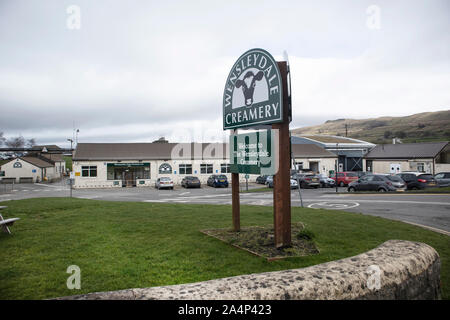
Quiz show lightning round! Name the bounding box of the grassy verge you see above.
[0,198,448,300]
[407,186,450,193]
[240,186,272,193]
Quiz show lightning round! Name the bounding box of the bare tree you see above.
[26,138,36,148]
[0,131,5,147]
[5,136,25,148]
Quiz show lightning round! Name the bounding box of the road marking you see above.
[308,201,360,210]
[179,192,190,196]
[34,183,59,188]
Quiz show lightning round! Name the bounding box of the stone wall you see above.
[59,240,441,300]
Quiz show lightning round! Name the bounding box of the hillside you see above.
[291,110,450,144]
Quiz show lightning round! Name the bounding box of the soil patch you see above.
[201,223,319,261]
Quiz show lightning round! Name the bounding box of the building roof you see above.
[73,143,229,161]
[41,153,65,162]
[291,134,375,149]
[364,141,449,159]
[291,144,336,158]
[32,145,63,151]
[20,156,54,168]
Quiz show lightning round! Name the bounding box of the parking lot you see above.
[1,179,449,234]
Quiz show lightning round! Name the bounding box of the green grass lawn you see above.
[240,186,272,193]
[0,198,449,300]
[407,186,450,193]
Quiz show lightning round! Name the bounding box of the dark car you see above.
[397,173,438,190]
[181,176,201,188]
[355,171,368,178]
[347,174,401,192]
[291,173,320,188]
[256,175,268,184]
[434,172,450,187]
[207,174,228,188]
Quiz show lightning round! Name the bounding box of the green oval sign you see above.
[223,48,283,130]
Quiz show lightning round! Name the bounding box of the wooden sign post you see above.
[272,61,291,248]
[223,49,292,247]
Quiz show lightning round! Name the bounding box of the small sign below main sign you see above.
[223,48,283,130]
[229,130,277,175]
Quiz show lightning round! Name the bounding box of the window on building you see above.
[295,162,303,170]
[221,163,230,173]
[417,163,425,172]
[13,162,22,168]
[179,164,192,175]
[159,163,172,174]
[82,166,97,177]
[200,164,213,174]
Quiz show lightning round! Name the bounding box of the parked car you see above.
[397,173,438,190]
[355,171,369,178]
[256,175,268,184]
[434,172,450,187]
[265,175,273,186]
[207,174,229,188]
[155,177,174,190]
[268,178,299,189]
[331,172,359,187]
[181,176,201,188]
[291,173,320,188]
[347,174,402,192]
[317,174,335,188]
[381,174,406,191]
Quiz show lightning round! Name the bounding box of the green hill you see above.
[291,110,450,144]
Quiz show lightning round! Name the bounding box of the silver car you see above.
[155,177,174,190]
[434,172,450,187]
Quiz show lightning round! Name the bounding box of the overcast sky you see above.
[0,0,449,147]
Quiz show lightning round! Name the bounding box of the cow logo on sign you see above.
[223,48,283,130]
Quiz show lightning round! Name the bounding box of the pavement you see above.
[1,180,449,234]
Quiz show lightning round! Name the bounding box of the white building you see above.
[72,142,234,188]
[291,134,375,172]
[0,156,60,183]
[364,141,450,175]
[291,144,337,175]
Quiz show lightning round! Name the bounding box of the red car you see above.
[331,172,359,187]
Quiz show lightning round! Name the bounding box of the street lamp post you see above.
[67,138,73,150]
[335,143,338,193]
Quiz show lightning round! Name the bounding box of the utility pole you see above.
[345,124,348,137]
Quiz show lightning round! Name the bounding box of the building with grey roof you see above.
[364,141,449,175]
[291,134,375,172]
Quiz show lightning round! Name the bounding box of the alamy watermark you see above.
[366,5,381,30]
[66,265,81,289]
[66,5,81,30]
[366,264,381,290]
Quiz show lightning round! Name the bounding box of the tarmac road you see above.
[1,181,449,234]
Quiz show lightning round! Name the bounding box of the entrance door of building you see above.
[123,171,136,187]
[309,161,319,173]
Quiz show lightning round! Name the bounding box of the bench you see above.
[0,206,20,234]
